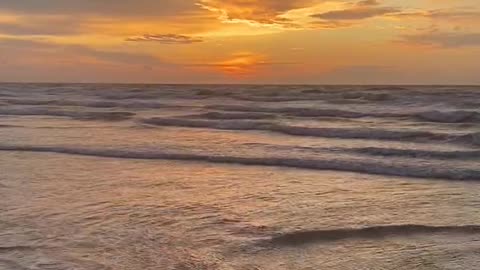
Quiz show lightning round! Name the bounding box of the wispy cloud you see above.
[311,0,400,21]
[126,34,203,44]
[197,0,315,26]
[388,9,480,21]
[400,31,480,48]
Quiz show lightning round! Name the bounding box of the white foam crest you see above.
[141,117,465,143]
[0,108,134,121]
[0,145,478,180]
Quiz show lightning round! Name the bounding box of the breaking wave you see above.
[417,110,480,123]
[141,117,468,143]
[4,99,478,124]
[0,245,40,252]
[2,98,170,109]
[0,108,135,121]
[187,112,275,120]
[270,224,480,245]
[224,91,394,102]
[0,145,479,180]
[207,105,383,118]
[472,133,480,146]
[208,105,480,123]
[254,144,480,160]
[346,147,480,159]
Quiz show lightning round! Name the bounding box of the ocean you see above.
[0,83,479,269]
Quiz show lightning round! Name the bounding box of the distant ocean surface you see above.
[1,84,479,269]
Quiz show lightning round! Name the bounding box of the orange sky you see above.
[0,0,479,84]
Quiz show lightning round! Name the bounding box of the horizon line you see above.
[1,82,479,87]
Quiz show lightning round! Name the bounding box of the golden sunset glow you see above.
[0,0,479,83]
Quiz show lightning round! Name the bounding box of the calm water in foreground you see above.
[1,84,479,269]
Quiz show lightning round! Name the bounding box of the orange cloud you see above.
[311,0,400,21]
[126,34,203,44]
[197,0,317,26]
[388,9,480,22]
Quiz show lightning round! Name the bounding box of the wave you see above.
[472,133,480,146]
[208,105,480,123]
[1,145,479,180]
[225,91,393,102]
[0,108,135,121]
[254,144,480,160]
[228,95,323,102]
[97,92,163,100]
[366,86,408,91]
[346,147,480,159]
[141,117,465,143]
[5,98,479,123]
[0,245,39,252]
[350,92,392,101]
[208,91,395,103]
[2,98,169,109]
[456,132,480,147]
[270,224,480,245]
[207,105,378,118]
[188,112,275,120]
[417,110,480,123]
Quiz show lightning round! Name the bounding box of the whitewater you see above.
[0,83,479,269]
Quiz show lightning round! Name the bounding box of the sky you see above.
[0,0,479,84]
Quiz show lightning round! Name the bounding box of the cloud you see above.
[356,0,380,6]
[389,9,480,21]
[126,34,203,44]
[311,0,400,21]
[0,1,226,39]
[400,31,480,48]
[312,20,354,29]
[0,0,198,17]
[313,7,399,20]
[197,0,316,25]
